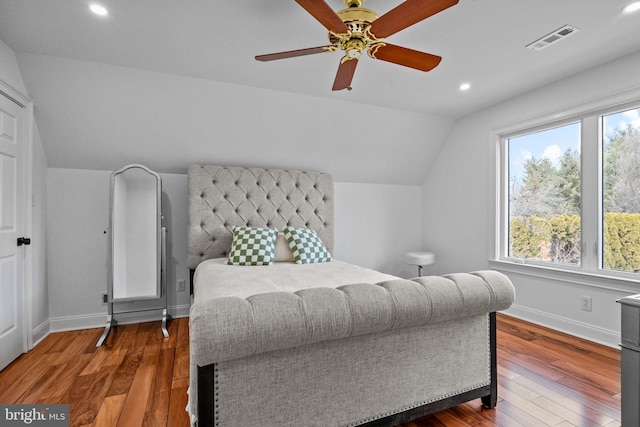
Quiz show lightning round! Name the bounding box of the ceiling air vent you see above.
[526,25,580,51]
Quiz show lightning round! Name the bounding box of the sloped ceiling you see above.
[1,0,640,183]
[16,53,453,184]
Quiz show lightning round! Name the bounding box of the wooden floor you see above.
[405,315,621,427]
[0,318,191,427]
[0,314,620,427]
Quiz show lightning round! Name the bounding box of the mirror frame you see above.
[108,164,162,302]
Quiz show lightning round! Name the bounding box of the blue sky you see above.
[603,107,640,138]
[508,107,640,183]
[508,122,580,183]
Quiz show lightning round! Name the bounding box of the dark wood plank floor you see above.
[0,314,620,426]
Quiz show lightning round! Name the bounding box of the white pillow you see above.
[274,232,295,262]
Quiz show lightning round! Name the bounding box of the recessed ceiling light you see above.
[89,3,108,16]
[622,1,640,13]
[459,83,471,91]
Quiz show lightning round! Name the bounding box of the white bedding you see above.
[193,258,398,303]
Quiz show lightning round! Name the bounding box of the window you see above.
[500,102,640,279]
[602,108,640,273]
[507,123,581,265]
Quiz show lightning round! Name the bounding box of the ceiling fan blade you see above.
[332,58,358,91]
[255,45,335,61]
[369,43,441,72]
[295,0,349,34]
[368,0,459,39]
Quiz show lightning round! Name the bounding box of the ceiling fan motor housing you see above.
[330,7,380,60]
[343,0,365,7]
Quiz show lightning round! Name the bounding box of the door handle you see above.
[17,237,31,246]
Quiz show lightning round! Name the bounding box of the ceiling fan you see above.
[255,0,459,91]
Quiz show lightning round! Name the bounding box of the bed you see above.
[187,164,515,427]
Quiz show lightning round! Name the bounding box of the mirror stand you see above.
[97,164,171,347]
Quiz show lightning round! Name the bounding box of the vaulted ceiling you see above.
[1,0,639,183]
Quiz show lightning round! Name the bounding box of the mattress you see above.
[193,258,399,303]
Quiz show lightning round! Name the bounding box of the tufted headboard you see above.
[187,165,334,270]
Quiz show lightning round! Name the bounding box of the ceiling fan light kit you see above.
[255,0,459,91]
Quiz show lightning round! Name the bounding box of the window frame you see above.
[504,119,583,267]
[492,88,640,289]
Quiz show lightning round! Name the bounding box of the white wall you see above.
[46,169,421,329]
[31,126,48,342]
[422,50,640,347]
[334,182,422,278]
[0,40,27,94]
[0,38,49,345]
[46,169,190,329]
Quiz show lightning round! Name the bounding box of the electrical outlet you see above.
[101,293,108,305]
[581,296,592,312]
[177,280,186,292]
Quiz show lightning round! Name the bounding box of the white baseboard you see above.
[49,312,109,332]
[504,303,620,349]
[31,319,50,347]
[48,304,190,333]
[169,304,191,319]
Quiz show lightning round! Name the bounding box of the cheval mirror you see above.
[97,164,170,346]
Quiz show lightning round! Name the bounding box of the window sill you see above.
[489,259,640,294]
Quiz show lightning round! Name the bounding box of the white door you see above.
[0,92,26,371]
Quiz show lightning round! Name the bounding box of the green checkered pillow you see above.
[227,226,277,266]
[283,227,332,264]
